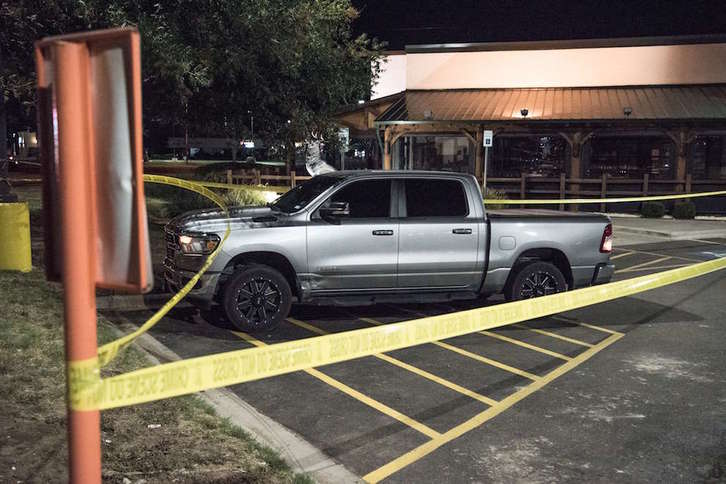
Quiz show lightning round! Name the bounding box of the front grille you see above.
[164,228,179,266]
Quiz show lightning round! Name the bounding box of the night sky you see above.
[352,0,726,50]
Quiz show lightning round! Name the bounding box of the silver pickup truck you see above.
[164,171,614,331]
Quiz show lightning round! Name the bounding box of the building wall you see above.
[372,53,407,99]
[372,43,726,91]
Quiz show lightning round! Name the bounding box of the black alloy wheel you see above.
[237,278,281,325]
[520,271,559,298]
[505,261,567,301]
[223,264,292,332]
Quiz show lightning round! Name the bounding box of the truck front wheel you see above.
[505,261,567,301]
[223,264,292,332]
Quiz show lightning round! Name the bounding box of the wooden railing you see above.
[222,168,726,212]
[225,169,312,188]
[486,173,726,212]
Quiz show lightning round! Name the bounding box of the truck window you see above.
[271,175,340,213]
[327,179,392,218]
[405,179,468,217]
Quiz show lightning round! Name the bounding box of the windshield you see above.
[270,176,341,213]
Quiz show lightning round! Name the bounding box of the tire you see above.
[223,264,292,332]
[505,261,567,301]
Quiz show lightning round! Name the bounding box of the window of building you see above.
[490,136,568,178]
[689,137,726,179]
[404,179,468,217]
[328,179,392,218]
[395,136,474,173]
[584,136,675,179]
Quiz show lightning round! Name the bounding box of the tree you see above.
[0,0,382,168]
[177,0,384,169]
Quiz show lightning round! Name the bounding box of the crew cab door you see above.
[306,178,398,291]
[397,178,481,288]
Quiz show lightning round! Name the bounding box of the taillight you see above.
[600,223,613,253]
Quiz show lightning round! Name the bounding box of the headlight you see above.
[178,233,220,255]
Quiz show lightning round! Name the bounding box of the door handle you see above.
[372,229,394,236]
[452,228,472,234]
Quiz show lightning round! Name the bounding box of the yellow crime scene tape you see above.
[96,175,231,367]
[72,254,726,410]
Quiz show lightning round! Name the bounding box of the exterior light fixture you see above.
[623,106,633,117]
[424,110,433,120]
[357,99,365,104]
[520,108,529,117]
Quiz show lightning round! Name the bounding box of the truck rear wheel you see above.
[505,261,567,301]
[223,264,292,332]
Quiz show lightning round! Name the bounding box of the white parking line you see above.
[610,251,635,260]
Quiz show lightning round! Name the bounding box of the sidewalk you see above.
[611,216,726,240]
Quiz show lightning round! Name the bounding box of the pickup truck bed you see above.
[484,210,614,295]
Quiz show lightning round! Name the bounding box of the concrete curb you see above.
[106,315,360,484]
[96,293,191,311]
[613,224,726,240]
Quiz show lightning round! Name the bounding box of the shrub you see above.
[484,188,509,210]
[640,201,665,218]
[145,183,214,219]
[145,197,172,221]
[223,187,268,207]
[672,200,696,219]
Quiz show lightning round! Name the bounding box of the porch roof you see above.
[374,85,726,124]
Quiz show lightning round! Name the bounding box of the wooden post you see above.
[676,129,687,193]
[254,169,261,185]
[290,170,296,188]
[475,128,484,182]
[600,173,608,212]
[567,131,584,212]
[642,173,649,196]
[383,126,392,170]
[559,172,566,211]
[520,173,526,208]
[226,169,233,185]
[685,173,692,193]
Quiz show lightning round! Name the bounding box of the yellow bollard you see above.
[0,202,32,272]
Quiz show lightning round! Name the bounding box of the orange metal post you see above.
[55,41,102,483]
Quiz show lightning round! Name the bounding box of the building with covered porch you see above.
[336,35,726,212]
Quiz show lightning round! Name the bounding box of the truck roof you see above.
[319,170,475,180]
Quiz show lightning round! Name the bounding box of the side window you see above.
[405,179,468,217]
[327,179,392,218]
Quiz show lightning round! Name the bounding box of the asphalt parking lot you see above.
[107,238,726,483]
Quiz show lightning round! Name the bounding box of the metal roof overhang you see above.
[374,85,726,126]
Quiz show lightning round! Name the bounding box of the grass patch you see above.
[1,184,313,482]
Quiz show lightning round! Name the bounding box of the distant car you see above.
[164,171,614,331]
